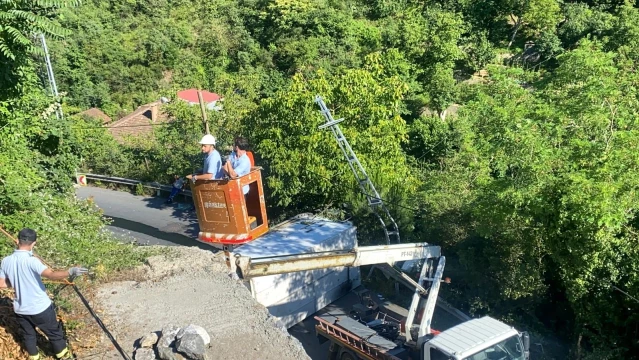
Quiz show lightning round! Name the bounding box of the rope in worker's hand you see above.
[0,225,18,246]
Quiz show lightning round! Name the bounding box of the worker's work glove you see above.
[69,267,89,278]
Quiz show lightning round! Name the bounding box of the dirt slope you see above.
[95,247,310,360]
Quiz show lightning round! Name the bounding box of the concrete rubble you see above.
[134,348,155,360]
[158,346,185,360]
[135,323,210,360]
[176,324,210,346]
[157,324,181,348]
[139,332,159,348]
[176,332,207,360]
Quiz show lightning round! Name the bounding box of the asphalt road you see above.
[74,187,466,360]
[75,186,214,250]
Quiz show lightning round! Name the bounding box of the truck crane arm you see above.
[235,242,446,345]
[235,242,441,280]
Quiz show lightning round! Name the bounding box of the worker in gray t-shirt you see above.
[0,228,88,360]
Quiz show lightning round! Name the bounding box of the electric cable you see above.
[71,282,132,360]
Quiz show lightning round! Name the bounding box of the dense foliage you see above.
[5,0,639,358]
[0,1,147,274]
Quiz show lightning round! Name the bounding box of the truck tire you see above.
[338,348,359,360]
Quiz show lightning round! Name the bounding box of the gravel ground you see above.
[95,246,310,360]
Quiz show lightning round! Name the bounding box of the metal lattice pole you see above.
[315,95,400,245]
[40,34,63,120]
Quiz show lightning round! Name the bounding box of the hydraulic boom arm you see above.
[235,242,447,346]
[235,243,440,280]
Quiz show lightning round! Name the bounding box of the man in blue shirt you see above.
[223,137,252,194]
[0,228,88,360]
[186,134,223,181]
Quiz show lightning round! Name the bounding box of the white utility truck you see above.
[235,244,530,360]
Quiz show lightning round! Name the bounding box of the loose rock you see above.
[134,348,156,360]
[158,346,185,360]
[139,332,159,348]
[157,324,181,348]
[176,324,210,346]
[176,333,207,360]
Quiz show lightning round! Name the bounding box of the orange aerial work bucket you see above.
[191,168,269,246]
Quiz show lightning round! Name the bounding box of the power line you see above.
[611,285,639,305]
[581,266,639,306]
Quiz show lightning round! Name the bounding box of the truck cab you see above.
[424,316,530,360]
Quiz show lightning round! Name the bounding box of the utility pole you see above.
[197,90,210,135]
[40,34,63,119]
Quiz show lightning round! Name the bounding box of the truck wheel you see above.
[339,349,358,360]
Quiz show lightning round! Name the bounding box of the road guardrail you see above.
[82,173,193,198]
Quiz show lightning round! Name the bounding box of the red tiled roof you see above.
[177,89,221,103]
[107,101,170,142]
[78,107,112,124]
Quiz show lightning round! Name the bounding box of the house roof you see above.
[106,101,169,142]
[177,89,222,103]
[427,316,519,358]
[78,107,112,124]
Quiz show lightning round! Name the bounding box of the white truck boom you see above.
[236,242,439,280]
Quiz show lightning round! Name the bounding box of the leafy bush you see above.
[1,79,147,275]
[70,116,134,177]
[461,31,496,72]
[1,195,148,274]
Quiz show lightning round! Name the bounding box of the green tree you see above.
[558,3,615,48]
[0,0,78,98]
[245,53,418,242]
[538,39,639,356]
[419,40,639,356]
[460,31,495,73]
[382,5,465,116]
[0,0,145,274]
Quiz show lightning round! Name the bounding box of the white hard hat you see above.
[198,134,216,145]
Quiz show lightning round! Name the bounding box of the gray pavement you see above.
[75,186,214,250]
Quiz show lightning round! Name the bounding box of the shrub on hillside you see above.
[0,89,148,274]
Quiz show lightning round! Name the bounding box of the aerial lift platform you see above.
[190,167,269,246]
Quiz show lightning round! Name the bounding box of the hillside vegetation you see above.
[0,0,147,273]
[3,0,639,358]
